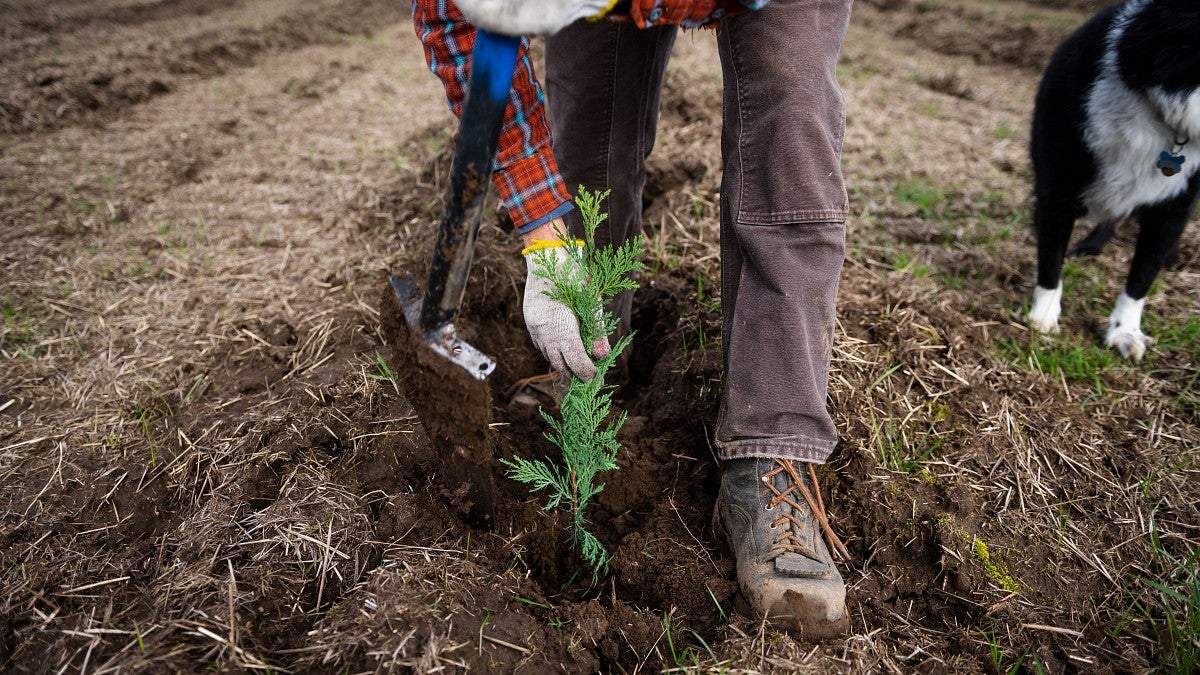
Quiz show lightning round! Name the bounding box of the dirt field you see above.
[2,0,1198,672]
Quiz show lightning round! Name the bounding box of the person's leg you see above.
[716,0,850,463]
[713,0,853,639]
[545,20,678,344]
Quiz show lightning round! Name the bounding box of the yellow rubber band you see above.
[521,238,585,256]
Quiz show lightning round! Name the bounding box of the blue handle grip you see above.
[472,29,521,105]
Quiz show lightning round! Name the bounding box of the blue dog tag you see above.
[1157,150,1185,177]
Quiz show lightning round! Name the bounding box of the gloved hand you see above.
[452,0,618,35]
[524,244,611,382]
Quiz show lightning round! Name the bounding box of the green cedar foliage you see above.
[502,188,644,578]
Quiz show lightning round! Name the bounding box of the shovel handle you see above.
[420,30,521,335]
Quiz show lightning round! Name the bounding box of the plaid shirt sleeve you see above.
[412,0,573,234]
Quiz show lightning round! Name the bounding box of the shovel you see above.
[384,30,520,528]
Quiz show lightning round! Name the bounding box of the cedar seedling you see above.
[502,187,643,578]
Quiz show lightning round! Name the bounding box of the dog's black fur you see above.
[1029,0,1200,358]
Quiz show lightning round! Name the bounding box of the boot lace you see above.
[762,459,850,561]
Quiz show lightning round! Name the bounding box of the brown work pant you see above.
[546,0,851,464]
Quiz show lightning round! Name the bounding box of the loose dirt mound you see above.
[2,0,1198,673]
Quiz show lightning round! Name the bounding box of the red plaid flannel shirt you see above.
[412,0,771,233]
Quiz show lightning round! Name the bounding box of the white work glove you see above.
[453,0,618,35]
[524,245,610,382]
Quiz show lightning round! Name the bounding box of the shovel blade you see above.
[383,274,496,528]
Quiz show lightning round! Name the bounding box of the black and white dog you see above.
[1028,0,1200,361]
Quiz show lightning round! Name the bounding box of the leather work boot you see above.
[714,456,850,640]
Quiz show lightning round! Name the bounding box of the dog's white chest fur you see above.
[1081,7,1200,222]
[1083,82,1200,221]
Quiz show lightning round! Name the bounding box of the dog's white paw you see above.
[1106,293,1152,362]
[1028,284,1063,334]
[1106,326,1154,361]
